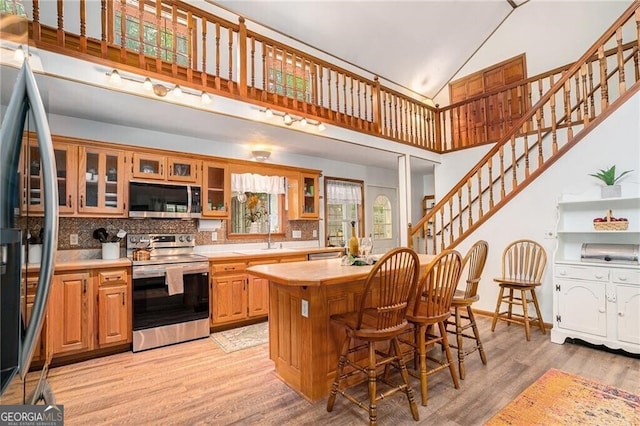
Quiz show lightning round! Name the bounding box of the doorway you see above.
[366,185,398,254]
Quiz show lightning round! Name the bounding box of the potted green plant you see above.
[589,165,633,198]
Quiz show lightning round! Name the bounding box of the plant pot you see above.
[601,185,621,199]
[249,222,259,233]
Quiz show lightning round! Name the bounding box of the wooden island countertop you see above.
[247,253,435,402]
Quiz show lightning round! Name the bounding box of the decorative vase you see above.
[601,185,621,199]
[249,222,259,233]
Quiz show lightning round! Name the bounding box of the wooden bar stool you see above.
[326,247,421,426]
[404,249,463,406]
[491,239,547,341]
[445,240,489,380]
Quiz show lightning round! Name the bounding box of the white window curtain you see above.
[326,180,362,204]
[231,173,286,195]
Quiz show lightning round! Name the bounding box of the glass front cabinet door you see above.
[300,173,319,219]
[78,146,126,215]
[202,161,229,218]
[167,157,200,183]
[131,153,165,180]
[21,140,76,215]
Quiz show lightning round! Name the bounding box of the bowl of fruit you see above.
[593,209,628,231]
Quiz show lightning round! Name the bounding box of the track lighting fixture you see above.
[259,108,325,131]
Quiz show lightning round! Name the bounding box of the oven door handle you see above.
[133,265,209,280]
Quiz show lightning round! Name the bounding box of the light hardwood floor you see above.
[47,316,640,425]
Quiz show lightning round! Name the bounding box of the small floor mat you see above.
[210,322,269,353]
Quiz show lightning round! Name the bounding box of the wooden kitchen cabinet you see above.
[210,259,277,326]
[132,152,201,184]
[96,268,131,346]
[49,271,93,355]
[23,272,48,364]
[20,139,77,215]
[247,259,277,318]
[287,172,320,220]
[210,261,248,325]
[202,161,230,218]
[78,146,127,216]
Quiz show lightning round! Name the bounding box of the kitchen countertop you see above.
[25,247,344,270]
[24,257,132,272]
[199,246,344,261]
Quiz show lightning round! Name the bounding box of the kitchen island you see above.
[247,253,435,402]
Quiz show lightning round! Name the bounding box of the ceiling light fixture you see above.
[104,69,213,106]
[108,69,121,84]
[251,150,271,162]
[13,45,25,62]
[259,108,325,132]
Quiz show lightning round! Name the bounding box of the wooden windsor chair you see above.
[404,249,463,406]
[445,240,489,380]
[491,239,547,341]
[326,247,421,426]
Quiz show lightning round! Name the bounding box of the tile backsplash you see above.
[21,217,319,250]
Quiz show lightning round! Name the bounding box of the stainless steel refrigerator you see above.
[0,59,58,404]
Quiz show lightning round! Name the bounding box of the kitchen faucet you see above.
[266,211,273,249]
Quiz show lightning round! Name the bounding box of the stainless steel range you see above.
[127,233,209,352]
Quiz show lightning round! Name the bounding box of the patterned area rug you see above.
[485,368,640,425]
[210,322,269,353]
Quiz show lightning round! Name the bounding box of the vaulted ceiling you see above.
[212,0,529,99]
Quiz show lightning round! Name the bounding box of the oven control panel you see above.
[127,233,195,249]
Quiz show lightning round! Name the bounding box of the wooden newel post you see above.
[238,16,247,97]
[372,75,382,134]
[407,223,414,250]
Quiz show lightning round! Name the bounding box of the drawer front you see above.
[555,265,609,282]
[611,269,640,285]
[212,262,246,274]
[98,269,128,285]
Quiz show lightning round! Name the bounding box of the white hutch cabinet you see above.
[552,194,640,354]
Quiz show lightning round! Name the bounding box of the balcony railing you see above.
[5,0,636,157]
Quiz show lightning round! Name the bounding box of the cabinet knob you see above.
[598,308,605,313]
[595,274,604,279]
[617,276,628,281]
[618,311,624,317]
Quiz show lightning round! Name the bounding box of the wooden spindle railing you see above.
[13,1,639,161]
[409,2,640,254]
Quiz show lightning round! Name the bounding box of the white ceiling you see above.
[212,0,528,99]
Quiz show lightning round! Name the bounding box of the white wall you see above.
[445,91,639,323]
[434,1,632,104]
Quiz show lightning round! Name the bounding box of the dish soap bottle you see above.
[348,221,359,257]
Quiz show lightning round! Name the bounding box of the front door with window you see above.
[366,186,398,255]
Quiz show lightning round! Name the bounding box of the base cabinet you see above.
[49,267,131,357]
[211,272,248,324]
[49,272,94,355]
[552,264,639,354]
[96,269,131,346]
[210,256,308,327]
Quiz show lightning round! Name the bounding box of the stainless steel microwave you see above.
[129,182,202,219]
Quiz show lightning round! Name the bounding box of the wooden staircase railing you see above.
[409,2,640,254]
